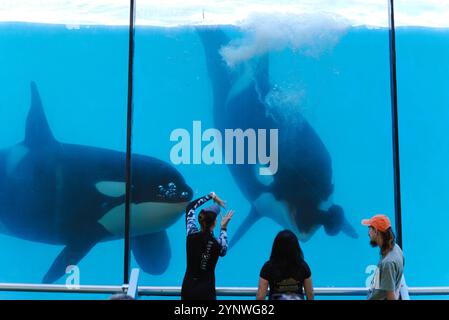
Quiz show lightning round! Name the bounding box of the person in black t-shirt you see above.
[181,191,234,300]
[256,230,314,300]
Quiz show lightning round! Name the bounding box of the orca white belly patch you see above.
[99,201,189,237]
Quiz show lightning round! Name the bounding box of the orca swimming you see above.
[196,27,358,246]
[0,82,193,283]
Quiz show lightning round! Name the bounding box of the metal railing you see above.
[138,286,369,297]
[0,269,446,298]
[0,283,126,294]
[138,286,449,297]
[1,284,449,297]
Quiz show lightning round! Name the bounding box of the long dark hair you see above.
[198,209,216,232]
[269,230,305,273]
[380,227,396,256]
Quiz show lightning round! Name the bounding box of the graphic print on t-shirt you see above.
[274,277,301,293]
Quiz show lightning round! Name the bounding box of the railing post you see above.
[388,0,403,249]
[124,0,137,285]
[127,268,140,299]
[400,275,410,300]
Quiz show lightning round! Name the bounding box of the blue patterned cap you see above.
[202,204,221,217]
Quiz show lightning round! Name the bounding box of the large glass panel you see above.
[395,0,449,294]
[0,1,129,286]
[131,0,394,297]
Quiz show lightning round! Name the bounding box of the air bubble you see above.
[168,182,176,189]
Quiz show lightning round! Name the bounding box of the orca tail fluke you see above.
[229,206,261,249]
[323,204,358,239]
[195,26,232,103]
[131,231,171,275]
[195,26,230,62]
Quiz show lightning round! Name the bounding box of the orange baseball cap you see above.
[361,214,392,232]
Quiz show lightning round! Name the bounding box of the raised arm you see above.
[217,210,234,256]
[185,194,213,235]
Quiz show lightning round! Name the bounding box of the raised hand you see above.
[209,191,226,208]
[220,210,234,230]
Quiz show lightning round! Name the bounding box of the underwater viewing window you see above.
[395,0,449,294]
[0,0,449,300]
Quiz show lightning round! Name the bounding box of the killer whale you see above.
[196,26,358,246]
[0,82,193,283]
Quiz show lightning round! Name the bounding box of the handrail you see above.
[1,284,449,297]
[0,283,126,294]
[406,287,449,295]
[139,286,449,296]
[138,286,369,296]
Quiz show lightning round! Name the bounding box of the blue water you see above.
[0,22,448,299]
[396,28,449,289]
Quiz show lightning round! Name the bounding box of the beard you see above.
[370,240,378,247]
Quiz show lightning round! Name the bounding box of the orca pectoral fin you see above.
[43,241,97,284]
[131,231,171,275]
[42,223,109,283]
[323,205,358,239]
[341,217,358,239]
[229,206,261,250]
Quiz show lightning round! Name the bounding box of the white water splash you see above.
[219,12,349,67]
[265,84,307,128]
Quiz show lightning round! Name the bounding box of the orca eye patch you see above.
[95,181,126,198]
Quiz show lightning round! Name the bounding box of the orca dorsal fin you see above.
[25,81,56,147]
